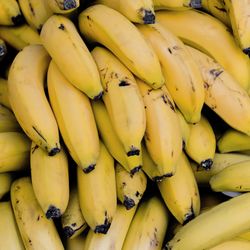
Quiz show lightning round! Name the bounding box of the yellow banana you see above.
[0,39,7,62]
[158,152,200,224]
[0,0,23,25]
[61,187,87,239]
[0,201,25,250]
[91,100,141,174]
[122,196,168,250]
[41,14,103,100]
[11,177,64,250]
[137,23,204,123]
[78,4,164,89]
[66,233,86,250]
[0,78,11,109]
[46,0,80,13]
[8,44,60,155]
[48,60,100,173]
[0,104,20,132]
[137,78,183,177]
[30,142,69,219]
[209,239,250,250]
[0,24,41,51]
[95,0,155,24]
[156,9,250,91]
[115,163,147,209]
[0,132,30,173]
[77,142,117,234]
[91,46,146,161]
[153,0,201,10]
[0,173,13,199]
[84,204,136,250]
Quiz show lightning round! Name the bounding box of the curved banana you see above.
[95,0,155,24]
[137,23,204,123]
[0,201,25,250]
[156,9,250,91]
[0,132,30,173]
[11,177,64,250]
[137,78,183,177]
[158,152,200,224]
[84,204,136,250]
[0,78,11,109]
[61,187,87,239]
[78,4,164,89]
[209,239,250,250]
[115,163,147,209]
[0,104,20,132]
[91,46,146,160]
[77,142,117,234]
[91,100,141,174]
[30,142,69,219]
[8,44,60,155]
[66,233,86,250]
[46,0,80,13]
[0,0,23,25]
[0,39,7,62]
[0,173,13,199]
[122,196,168,250]
[184,115,216,170]
[41,14,103,100]
[153,0,201,10]
[48,60,100,173]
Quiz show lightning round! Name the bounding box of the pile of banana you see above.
[2,0,250,249]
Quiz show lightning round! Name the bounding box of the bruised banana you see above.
[153,0,201,10]
[0,173,13,199]
[0,0,23,25]
[46,0,80,13]
[0,78,11,109]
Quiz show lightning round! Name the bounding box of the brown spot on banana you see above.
[58,24,65,30]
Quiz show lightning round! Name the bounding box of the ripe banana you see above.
[77,142,117,234]
[0,104,20,132]
[0,24,41,51]
[209,239,250,250]
[84,204,137,250]
[8,44,60,155]
[115,163,147,210]
[158,152,200,224]
[11,177,64,250]
[0,132,30,173]
[47,60,100,173]
[0,201,25,250]
[95,0,155,24]
[0,173,13,199]
[165,192,250,250]
[41,14,103,100]
[46,0,80,13]
[61,187,87,239]
[156,9,250,91]
[0,0,23,25]
[91,46,146,160]
[122,196,168,250]
[137,78,182,177]
[66,233,86,250]
[137,23,204,123]
[153,0,201,10]
[0,78,11,109]
[30,142,69,219]
[184,115,216,170]
[0,39,7,62]
[78,4,164,89]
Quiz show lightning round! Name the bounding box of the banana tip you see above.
[11,14,25,26]
[200,158,213,170]
[94,221,111,234]
[48,147,61,156]
[143,10,155,24]
[93,91,104,101]
[123,196,136,210]
[46,205,61,219]
[243,48,250,57]
[83,164,96,173]
[63,226,75,238]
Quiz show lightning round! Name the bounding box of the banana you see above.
[0,201,25,250]
[18,0,53,30]
[137,23,204,123]
[41,14,103,100]
[0,0,23,25]
[46,0,80,13]
[176,109,190,148]
[95,0,155,24]
[61,187,87,239]
[8,44,60,155]
[78,4,165,89]
[184,115,216,170]
[11,177,64,250]
[0,78,11,109]
[224,0,250,55]
[0,173,13,199]
[0,39,7,62]
[91,100,142,174]
[84,204,136,250]
[122,196,168,250]
[30,142,69,219]
[48,60,100,173]
[201,0,231,27]
[91,46,146,161]
[0,132,30,173]
[187,46,250,135]
[165,192,250,250]
[156,9,250,91]
[153,0,201,10]
[158,152,200,224]
[66,233,86,250]
[77,142,117,234]
[115,163,147,210]
[209,239,250,250]
[137,78,183,177]
[0,24,41,51]
[0,104,20,132]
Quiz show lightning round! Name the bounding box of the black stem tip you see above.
[63,226,75,238]
[93,91,104,101]
[63,0,77,10]
[48,147,61,156]
[83,164,96,173]
[123,196,135,210]
[183,211,195,225]
[243,47,250,57]
[200,158,213,170]
[12,14,25,26]
[94,222,111,234]
[152,172,174,182]
[46,205,61,219]
[143,10,155,24]
[130,166,141,175]
[127,148,140,157]
[189,0,202,8]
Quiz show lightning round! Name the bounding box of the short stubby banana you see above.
[8,44,60,155]
[78,4,165,89]
[46,0,80,13]
[48,60,100,173]
[0,0,23,25]
[153,0,201,10]
[156,9,250,91]
[41,14,103,100]
[0,173,13,199]
[137,78,183,177]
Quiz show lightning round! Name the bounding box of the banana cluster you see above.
[1,0,250,249]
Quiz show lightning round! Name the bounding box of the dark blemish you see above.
[16,200,19,204]
[130,166,142,175]
[48,147,60,156]
[150,227,159,247]
[152,172,174,182]
[177,239,181,242]
[189,0,202,8]
[200,158,213,170]
[127,148,140,156]
[204,82,209,90]
[45,205,61,219]
[122,182,126,188]
[182,140,185,149]
[71,223,76,227]
[119,80,130,87]
[142,9,155,24]
[93,91,104,101]
[37,215,40,221]
[87,15,90,20]
[135,191,140,197]
[168,48,172,54]
[161,95,175,111]
[31,144,39,154]
[63,0,77,10]
[171,150,174,157]
[29,2,35,16]
[183,203,195,225]
[28,239,32,245]
[210,69,223,79]
[58,24,65,30]
[32,126,47,143]
[94,212,111,234]
[83,164,96,173]
[243,48,250,57]
[123,196,135,210]
[63,226,74,238]
[215,6,227,13]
